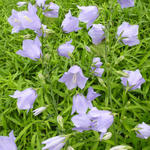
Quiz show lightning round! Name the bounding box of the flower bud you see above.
[57,115,63,129]
[102,132,112,140]
[67,146,74,150]
[110,145,132,150]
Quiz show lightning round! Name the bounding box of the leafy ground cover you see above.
[0,0,150,149]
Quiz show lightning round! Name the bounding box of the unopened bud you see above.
[115,56,125,65]
[67,146,74,150]
[98,77,106,88]
[102,132,112,140]
[57,115,63,129]
[110,145,132,150]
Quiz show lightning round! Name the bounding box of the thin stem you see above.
[104,0,116,145]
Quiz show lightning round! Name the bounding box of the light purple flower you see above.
[10,88,37,111]
[91,57,104,77]
[88,107,114,139]
[44,2,59,18]
[8,3,41,33]
[88,24,105,45]
[77,6,99,29]
[0,131,17,150]
[72,107,114,136]
[117,22,139,46]
[36,0,46,7]
[61,10,81,33]
[59,65,88,90]
[8,9,25,33]
[136,122,150,139]
[121,69,145,90]
[21,3,41,31]
[92,57,103,68]
[87,87,101,102]
[118,0,134,8]
[17,2,27,7]
[42,135,66,150]
[58,39,75,58]
[71,114,91,132]
[16,36,42,60]
[71,94,89,115]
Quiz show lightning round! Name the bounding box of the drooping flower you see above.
[59,65,88,90]
[8,3,41,33]
[71,114,91,132]
[117,0,134,9]
[88,107,114,139]
[16,36,42,60]
[42,135,66,150]
[110,145,132,150]
[117,22,139,46]
[121,69,145,90]
[136,122,150,139]
[77,6,99,29]
[0,131,17,150]
[88,24,105,45]
[17,2,27,7]
[91,57,104,77]
[71,94,89,115]
[61,10,81,33]
[36,0,46,7]
[57,40,75,58]
[10,88,37,111]
[33,107,46,116]
[44,2,59,18]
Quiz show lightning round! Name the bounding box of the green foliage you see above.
[0,0,150,149]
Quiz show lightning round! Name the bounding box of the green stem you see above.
[104,0,116,145]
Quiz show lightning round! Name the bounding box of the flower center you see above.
[73,74,77,83]
[24,16,32,23]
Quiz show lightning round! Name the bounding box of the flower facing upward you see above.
[57,39,75,58]
[10,88,37,111]
[0,131,17,150]
[8,3,41,33]
[117,0,134,8]
[77,6,99,29]
[136,122,150,139]
[59,65,88,90]
[42,135,66,150]
[61,10,81,33]
[88,24,105,45]
[117,22,139,46]
[44,2,59,18]
[121,69,145,90]
[16,36,42,60]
